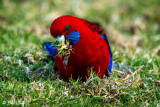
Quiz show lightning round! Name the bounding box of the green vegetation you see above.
[0,0,159,106]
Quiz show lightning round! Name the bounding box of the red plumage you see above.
[50,15,110,81]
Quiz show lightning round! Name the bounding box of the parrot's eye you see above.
[65,24,70,32]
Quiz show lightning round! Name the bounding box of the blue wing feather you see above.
[100,35,112,73]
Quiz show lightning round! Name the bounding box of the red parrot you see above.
[43,15,112,81]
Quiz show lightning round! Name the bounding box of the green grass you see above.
[0,0,160,106]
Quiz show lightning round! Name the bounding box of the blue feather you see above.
[100,35,105,39]
[65,31,80,45]
[100,35,112,73]
[107,46,112,73]
[43,42,56,59]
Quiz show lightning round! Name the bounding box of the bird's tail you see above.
[43,42,56,58]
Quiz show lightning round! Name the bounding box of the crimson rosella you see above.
[43,15,112,81]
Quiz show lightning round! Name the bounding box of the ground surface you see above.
[0,0,160,106]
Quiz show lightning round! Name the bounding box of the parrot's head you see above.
[50,15,71,37]
[50,15,80,45]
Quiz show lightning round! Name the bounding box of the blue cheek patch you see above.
[65,31,80,45]
[43,42,56,59]
[100,34,112,73]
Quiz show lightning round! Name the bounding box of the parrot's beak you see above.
[56,35,69,47]
[55,35,70,54]
[54,35,72,63]
[56,35,65,43]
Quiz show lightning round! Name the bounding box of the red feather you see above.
[50,15,110,81]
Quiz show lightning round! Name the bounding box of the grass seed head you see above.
[52,40,73,57]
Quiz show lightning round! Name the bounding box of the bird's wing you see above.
[82,20,112,73]
[83,20,112,72]
[99,34,112,73]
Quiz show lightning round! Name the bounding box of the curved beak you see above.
[56,35,65,43]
